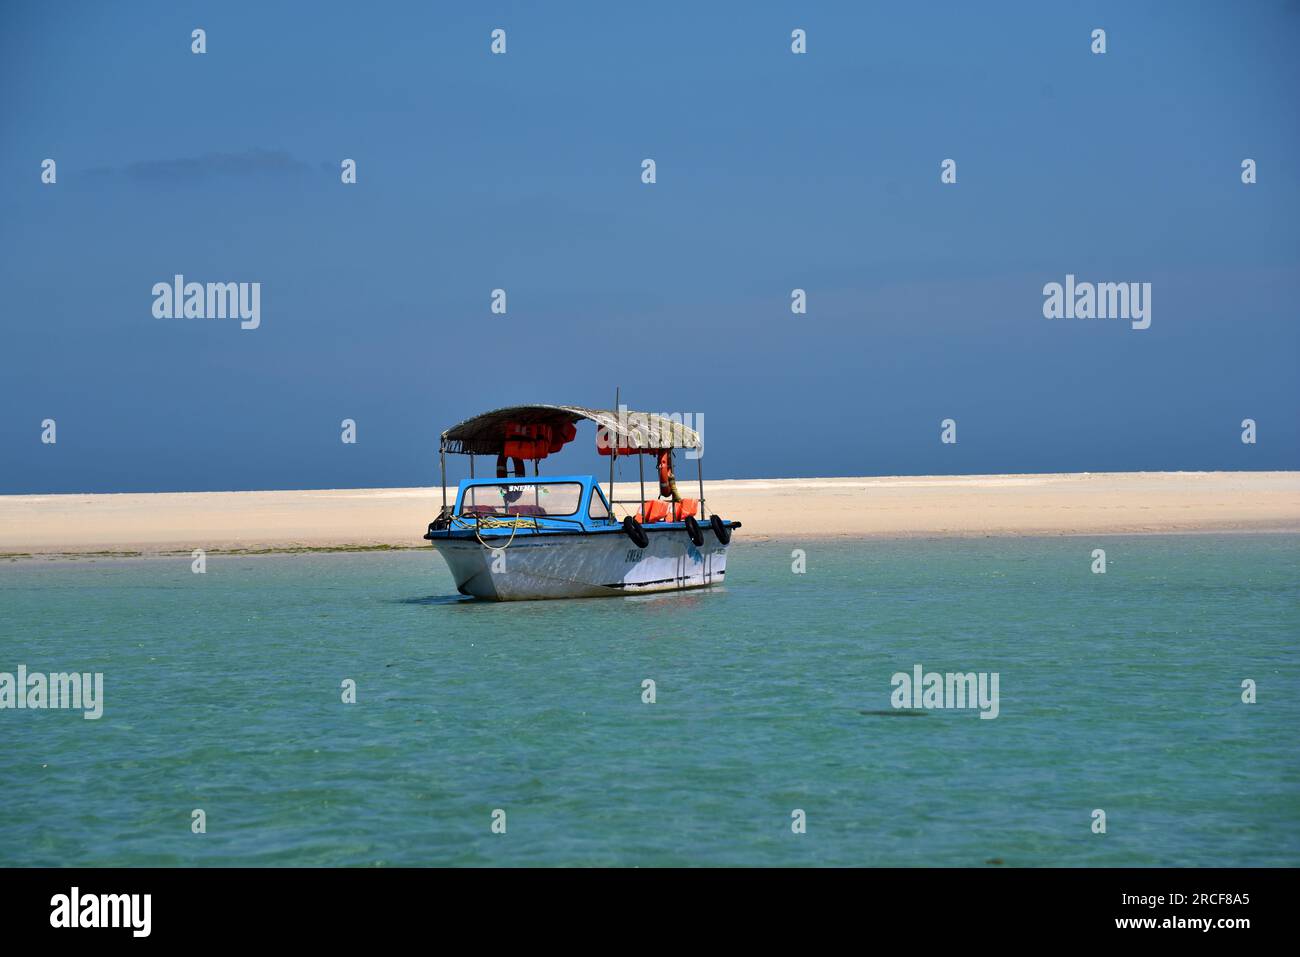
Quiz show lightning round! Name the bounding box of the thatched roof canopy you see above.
[440,404,701,455]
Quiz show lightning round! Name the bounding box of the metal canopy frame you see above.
[436,395,707,521]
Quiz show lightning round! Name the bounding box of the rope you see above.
[449,514,538,550]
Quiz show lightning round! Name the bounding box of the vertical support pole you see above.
[609,386,619,518]
[638,452,646,517]
[440,444,447,511]
[697,452,705,520]
[469,455,475,479]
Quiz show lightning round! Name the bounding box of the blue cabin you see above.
[449,475,615,535]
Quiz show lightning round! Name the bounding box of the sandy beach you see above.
[1,472,1297,558]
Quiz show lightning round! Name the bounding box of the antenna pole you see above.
[610,386,619,516]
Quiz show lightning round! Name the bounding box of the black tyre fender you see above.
[683,515,705,547]
[710,514,732,545]
[623,516,650,549]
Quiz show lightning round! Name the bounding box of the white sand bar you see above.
[1,472,1297,556]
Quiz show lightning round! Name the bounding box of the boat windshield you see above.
[459,482,583,518]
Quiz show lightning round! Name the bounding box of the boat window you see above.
[588,486,610,520]
[459,483,583,518]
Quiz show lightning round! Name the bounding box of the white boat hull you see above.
[429,526,730,601]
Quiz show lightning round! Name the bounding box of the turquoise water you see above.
[2,535,1297,867]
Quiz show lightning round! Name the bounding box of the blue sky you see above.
[1,1,1296,493]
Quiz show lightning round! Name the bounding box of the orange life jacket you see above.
[637,500,670,523]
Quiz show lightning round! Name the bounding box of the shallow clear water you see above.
[2,534,1297,866]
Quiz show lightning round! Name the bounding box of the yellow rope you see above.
[453,516,538,530]
[449,514,538,550]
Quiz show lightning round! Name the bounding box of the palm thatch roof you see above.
[440,404,701,455]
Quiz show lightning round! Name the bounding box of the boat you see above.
[423,403,740,601]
